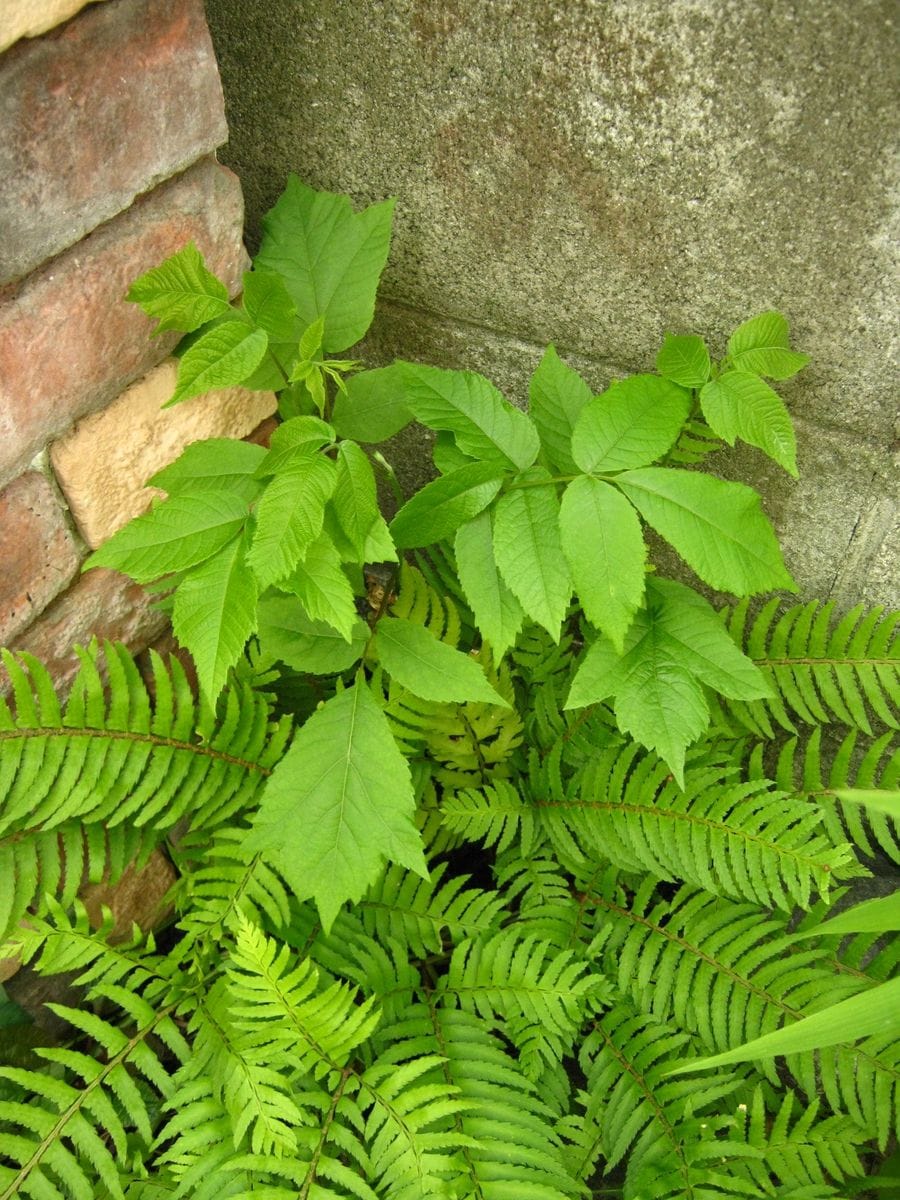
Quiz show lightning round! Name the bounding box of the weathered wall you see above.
[205,0,898,607]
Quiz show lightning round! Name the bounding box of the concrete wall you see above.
[205,0,899,607]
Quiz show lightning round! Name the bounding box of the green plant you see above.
[0,177,898,1199]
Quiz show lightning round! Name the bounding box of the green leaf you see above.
[126,241,231,335]
[257,594,369,674]
[330,441,381,558]
[572,375,692,472]
[615,467,796,595]
[171,528,258,704]
[673,976,900,1073]
[528,344,592,472]
[655,334,711,388]
[255,176,395,352]
[245,680,427,930]
[566,577,769,781]
[493,467,571,640]
[280,533,358,640]
[432,430,474,474]
[246,453,337,589]
[833,788,900,817]
[559,475,646,652]
[700,370,798,476]
[168,321,269,407]
[398,362,540,471]
[148,439,267,504]
[390,461,506,549]
[255,416,335,476]
[84,493,249,583]
[793,890,900,939]
[331,365,413,442]
[375,617,510,707]
[454,510,524,665]
[727,310,810,380]
[241,269,298,341]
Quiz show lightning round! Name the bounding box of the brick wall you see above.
[0,0,275,691]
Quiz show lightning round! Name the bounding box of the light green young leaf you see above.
[148,439,267,504]
[572,375,692,472]
[126,241,231,335]
[672,976,900,1073]
[528,344,592,473]
[330,441,381,558]
[655,334,711,388]
[398,362,540,471]
[375,616,510,707]
[727,310,810,380]
[168,321,269,407]
[241,269,298,341]
[245,680,427,930]
[171,528,258,705]
[700,370,798,477]
[455,510,524,666]
[255,416,336,477]
[390,461,505,549]
[331,364,413,442]
[565,577,768,781]
[257,594,369,675]
[615,467,796,595]
[280,532,358,641]
[363,513,397,562]
[246,454,337,589]
[432,430,474,474]
[298,315,326,361]
[493,467,571,640]
[559,475,646,652]
[84,493,249,583]
[255,176,395,352]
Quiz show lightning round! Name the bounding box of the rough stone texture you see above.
[80,849,177,940]
[206,0,899,606]
[0,0,108,53]
[0,471,83,643]
[51,360,276,547]
[5,568,168,696]
[0,158,248,490]
[0,0,228,285]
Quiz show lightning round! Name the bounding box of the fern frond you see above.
[440,778,534,852]
[438,929,604,1075]
[561,743,856,909]
[717,599,900,737]
[585,875,900,1144]
[380,1004,582,1199]
[0,643,291,945]
[359,863,505,958]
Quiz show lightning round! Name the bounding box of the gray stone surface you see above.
[206,0,898,605]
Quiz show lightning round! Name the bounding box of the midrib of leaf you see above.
[760,656,897,667]
[538,795,832,875]
[299,1066,355,1200]
[0,1006,176,1200]
[590,1018,692,1192]
[0,726,272,775]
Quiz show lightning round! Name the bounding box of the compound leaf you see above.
[455,510,524,665]
[727,310,810,380]
[257,594,369,675]
[246,680,427,929]
[168,321,269,407]
[246,453,337,589]
[280,532,358,641]
[655,334,711,388]
[528,344,592,473]
[332,364,413,442]
[390,461,505,549]
[148,439,266,504]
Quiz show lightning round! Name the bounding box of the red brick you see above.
[0,158,248,489]
[0,471,83,644]
[0,0,227,284]
[5,567,168,695]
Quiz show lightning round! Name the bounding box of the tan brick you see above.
[81,848,177,941]
[0,158,248,490]
[0,471,83,644]
[0,0,227,282]
[0,0,109,53]
[51,360,276,547]
[5,567,168,695]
